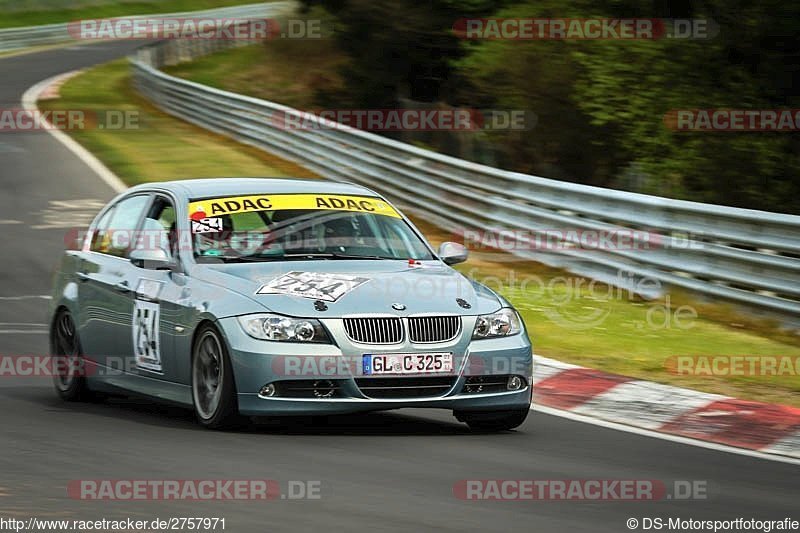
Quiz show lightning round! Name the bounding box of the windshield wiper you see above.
[196,252,288,263]
[279,252,393,260]
[201,252,399,262]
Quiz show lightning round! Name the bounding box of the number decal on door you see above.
[133,299,162,372]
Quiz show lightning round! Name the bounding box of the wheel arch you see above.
[189,316,226,356]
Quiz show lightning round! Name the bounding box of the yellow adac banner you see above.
[188,194,401,219]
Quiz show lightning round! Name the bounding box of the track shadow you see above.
[13,386,501,436]
[246,411,473,436]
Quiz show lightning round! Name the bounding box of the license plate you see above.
[362,353,453,375]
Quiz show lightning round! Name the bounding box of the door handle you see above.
[114,281,130,293]
[76,272,90,282]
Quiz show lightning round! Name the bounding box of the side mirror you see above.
[130,247,174,270]
[438,242,468,265]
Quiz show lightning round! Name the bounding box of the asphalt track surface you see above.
[0,42,797,533]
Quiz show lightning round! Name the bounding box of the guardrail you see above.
[128,29,800,318]
[0,2,283,53]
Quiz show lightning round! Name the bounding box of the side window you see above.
[98,195,149,258]
[140,196,177,259]
[90,207,115,253]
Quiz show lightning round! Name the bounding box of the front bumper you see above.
[218,316,533,417]
[237,386,532,416]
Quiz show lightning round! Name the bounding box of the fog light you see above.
[259,383,277,397]
[313,379,335,399]
[465,376,485,394]
[507,375,524,391]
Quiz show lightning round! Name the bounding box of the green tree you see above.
[571,0,800,211]
[301,0,800,212]
[301,0,508,107]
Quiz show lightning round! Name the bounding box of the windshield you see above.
[188,193,434,263]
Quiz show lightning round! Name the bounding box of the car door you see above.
[76,194,150,372]
[126,194,185,385]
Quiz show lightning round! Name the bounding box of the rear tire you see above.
[191,325,242,429]
[455,408,530,432]
[51,310,90,401]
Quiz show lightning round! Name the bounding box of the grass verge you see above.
[416,222,800,406]
[38,59,316,184]
[164,40,345,109]
[41,57,800,406]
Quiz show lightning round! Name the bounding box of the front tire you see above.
[455,408,530,432]
[191,325,241,429]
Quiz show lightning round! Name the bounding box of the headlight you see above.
[472,308,521,339]
[237,314,331,343]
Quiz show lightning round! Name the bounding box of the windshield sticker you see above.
[256,271,370,302]
[191,217,223,234]
[188,194,401,219]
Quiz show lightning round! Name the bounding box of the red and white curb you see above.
[533,355,800,460]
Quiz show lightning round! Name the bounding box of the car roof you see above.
[128,177,380,200]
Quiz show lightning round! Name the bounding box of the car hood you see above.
[193,260,503,318]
